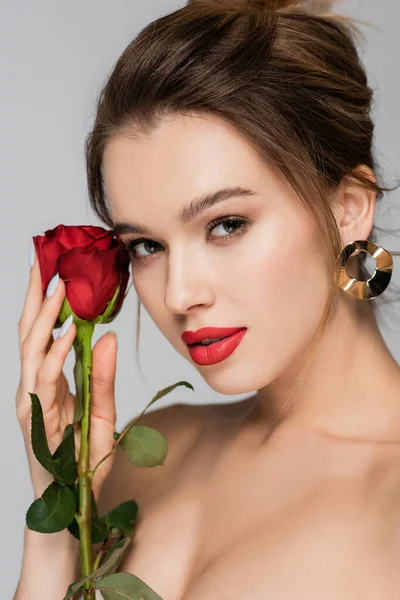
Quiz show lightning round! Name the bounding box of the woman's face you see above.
[103,114,332,395]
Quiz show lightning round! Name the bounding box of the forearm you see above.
[14,525,81,599]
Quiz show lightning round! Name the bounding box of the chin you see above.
[198,372,257,396]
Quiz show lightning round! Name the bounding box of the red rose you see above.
[33,224,130,322]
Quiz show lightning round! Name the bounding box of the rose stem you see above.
[74,321,95,599]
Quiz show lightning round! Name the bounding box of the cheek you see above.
[131,263,177,342]
[235,216,331,352]
[131,263,163,314]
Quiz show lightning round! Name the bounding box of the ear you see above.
[332,164,377,246]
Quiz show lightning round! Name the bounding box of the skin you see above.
[100,113,400,599]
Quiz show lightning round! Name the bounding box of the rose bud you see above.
[33,224,131,325]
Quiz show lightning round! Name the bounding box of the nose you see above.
[164,249,215,314]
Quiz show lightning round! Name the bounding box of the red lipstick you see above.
[181,326,247,366]
[181,326,245,345]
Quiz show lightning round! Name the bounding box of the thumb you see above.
[90,331,118,427]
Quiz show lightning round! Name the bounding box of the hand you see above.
[16,250,118,502]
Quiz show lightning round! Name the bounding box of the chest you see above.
[119,434,400,600]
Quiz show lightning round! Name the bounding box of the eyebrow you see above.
[113,185,257,236]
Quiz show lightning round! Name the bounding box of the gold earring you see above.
[338,239,393,300]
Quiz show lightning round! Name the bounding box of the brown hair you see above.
[85,0,400,413]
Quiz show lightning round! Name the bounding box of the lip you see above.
[186,329,247,366]
[181,326,246,345]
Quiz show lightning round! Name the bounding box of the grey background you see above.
[1,0,400,595]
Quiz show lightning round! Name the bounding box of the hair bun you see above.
[251,0,335,11]
[187,0,336,14]
[247,0,304,8]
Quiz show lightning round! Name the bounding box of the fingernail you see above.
[46,273,59,298]
[109,330,118,345]
[29,241,36,268]
[58,314,74,338]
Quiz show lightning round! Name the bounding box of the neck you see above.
[252,292,400,443]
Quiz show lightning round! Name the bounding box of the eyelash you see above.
[123,215,251,262]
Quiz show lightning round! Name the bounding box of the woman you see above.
[14,0,400,598]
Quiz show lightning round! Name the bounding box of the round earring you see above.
[338,239,393,300]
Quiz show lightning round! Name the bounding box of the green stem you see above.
[74,322,95,600]
[93,549,105,572]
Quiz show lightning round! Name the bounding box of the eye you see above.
[123,215,251,262]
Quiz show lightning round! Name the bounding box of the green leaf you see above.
[66,517,79,540]
[72,340,84,424]
[52,424,77,485]
[62,423,72,441]
[93,512,109,543]
[70,480,79,504]
[29,392,60,477]
[120,426,168,468]
[26,481,76,533]
[97,528,126,576]
[92,572,163,599]
[64,572,93,599]
[103,500,138,532]
[63,538,132,600]
[121,524,134,537]
[94,537,131,580]
[91,489,109,542]
[150,381,194,405]
[66,482,79,540]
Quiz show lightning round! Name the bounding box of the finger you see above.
[18,246,46,349]
[90,332,118,427]
[33,319,77,412]
[20,275,67,387]
[18,319,77,424]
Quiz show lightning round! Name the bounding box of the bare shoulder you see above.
[97,396,255,516]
